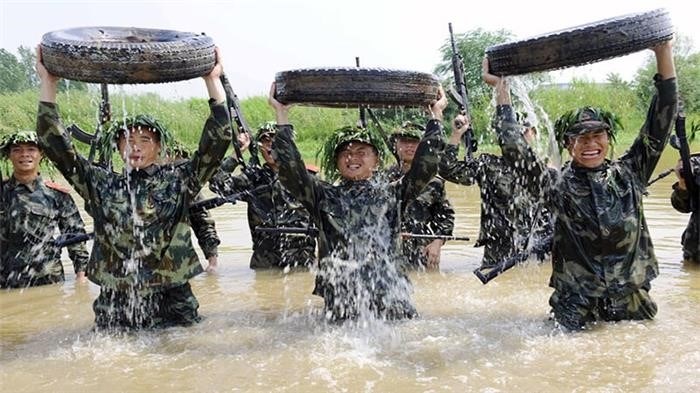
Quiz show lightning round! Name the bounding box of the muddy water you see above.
[1,148,698,392]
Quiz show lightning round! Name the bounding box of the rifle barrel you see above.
[403,233,470,241]
[254,227,319,236]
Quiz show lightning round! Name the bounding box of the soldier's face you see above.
[567,130,609,168]
[396,137,419,164]
[259,136,275,166]
[9,143,42,175]
[118,127,161,169]
[336,142,379,181]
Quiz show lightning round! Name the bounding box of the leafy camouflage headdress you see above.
[389,121,424,145]
[0,130,40,159]
[554,106,622,151]
[316,125,386,182]
[99,114,173,161]
[255,121,277,141]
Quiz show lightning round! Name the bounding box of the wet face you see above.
[335,142,379,181]
[9,143,42,176]
[523,127,537,145]
[259,135,276,167]
[566,129,609,169]
[117,127,161,170]
[395,137,419,165]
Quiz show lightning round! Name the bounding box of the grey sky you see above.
[1,0,696,99]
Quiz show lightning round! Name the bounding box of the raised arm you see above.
[438,115,480,185]
[268,83,321,214]
[189,47,234,193]
[401,86,448,203]
[620,40,678,184]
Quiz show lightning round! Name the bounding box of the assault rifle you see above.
[448,23,476,160]
[189,184,272,211]
[220,74,260,168]
[646,168,674,187]
[401,233,470,241]
[66,83,111,166]
[254,227,319,237]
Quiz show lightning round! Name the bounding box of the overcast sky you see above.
[1,0,696,99]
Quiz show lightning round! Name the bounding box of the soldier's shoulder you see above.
[44,180,71,194]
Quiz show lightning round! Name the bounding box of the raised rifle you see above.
[356,57,368,129]
[66,83,111,166]
[220,74,259,167]
[448,23,476,160]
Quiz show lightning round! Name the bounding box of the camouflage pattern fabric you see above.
[209,158,316,269]
[272,119,445,321]
[495,76,678,330]
[0,175,89,288]
[36,100,232,327]
[438,130,553,274]
[93,282,200,330]
[671,155,700,263]
[386,165,455,269]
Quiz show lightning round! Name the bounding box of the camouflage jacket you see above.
[209,158,315,269]
[386,165,454,268]
[439,131,553,265]
[0,175,89,288]
[169,159,220,259]
[671,155,700,262]
[500,76,678,297]
[272,119,445,293]
[36,101,232,290]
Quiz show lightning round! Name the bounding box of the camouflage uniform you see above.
[670,155,700,263]
[209,157,316,269]
[272,120,445,321]
[1,175,89,288]
[36,101,232,329]
[498,76,678,330]
[438,125,553,276]
[385,166,454,269]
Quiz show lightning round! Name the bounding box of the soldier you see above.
[439,106,553,280]
[268,83,448,321]
[482,40,677,331]
[35,47,232,330]
[386,121,455,270]
[671,155,700,264]
[209,122,316,270]
[165,143,221,273]
[0,131,89,288]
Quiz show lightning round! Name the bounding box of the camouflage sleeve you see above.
[438,144,480,185]
[188,101,233,196]
[620,76,678,184]
[671,183,691,213]
[494,104,551,200]
[209,157,252,196]
[272,124,321,215]
[401,119,446,203]
[57,192,90,273]
[35,102,92,201]
[189,192,220,258]
[429,179,455,236]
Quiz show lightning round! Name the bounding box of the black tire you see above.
[274,68,440,108]
[486,9,673,76]
[40,27,215,84]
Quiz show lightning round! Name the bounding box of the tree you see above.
[0,49,29,92]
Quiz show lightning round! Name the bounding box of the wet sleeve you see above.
[189,100,233,196]
[401,119,446,203]
[189,192,220,258]
[58,193,90,273]
[272,124,321,215]
[438,144,479,185]
[671,184,691,213]
[620,76,678,184]
[209,158,253,197]
[35,102,92,201]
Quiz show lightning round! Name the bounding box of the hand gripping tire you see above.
[486,9,673,76]
[274,68,440,108]
[40,26,215,84]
